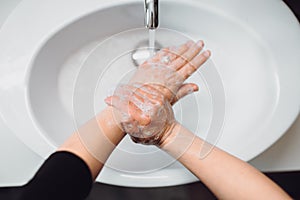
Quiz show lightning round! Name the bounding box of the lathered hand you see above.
[105,40,210,144]
[105,84,174,145]
[129,40,211,105]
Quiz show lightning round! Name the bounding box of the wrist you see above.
[159,122,199,160]
[158,121,182,148]
[95,106,125,143]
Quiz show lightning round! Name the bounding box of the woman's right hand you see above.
[105,83,177,145]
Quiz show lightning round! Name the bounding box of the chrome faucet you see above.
[144,0,159,29]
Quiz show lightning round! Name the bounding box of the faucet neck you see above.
[144,0,159,29]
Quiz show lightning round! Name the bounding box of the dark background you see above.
[87,1,300,199]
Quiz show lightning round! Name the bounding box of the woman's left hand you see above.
[129,40,210,105]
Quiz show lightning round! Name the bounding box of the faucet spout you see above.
[144,0,159,29]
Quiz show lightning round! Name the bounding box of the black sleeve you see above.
[19,151,93,200]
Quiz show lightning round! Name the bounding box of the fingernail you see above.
[193,85,199,91]
[104,97,111,104]
[203,50,211,58]
[197,40,204,47]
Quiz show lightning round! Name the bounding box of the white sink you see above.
[0,0,299,187]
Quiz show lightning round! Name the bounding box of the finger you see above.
[144,40,192,66]
[135,84,164,104]
[105,95,132,122]
[145,50,167,64]
[121,85,153,125]
[128,100,151,126]
[105,95,133,115]
[171,83,199,105]
[168,42,191,54]
[128,83,161,105]
[107,84,153,125]
[105,95,151,126]
[151,40,192,62]
[114,84,143,103]
[171,40,204,71]
[164,41,191,64]
[104,96,122,109]
[178,50,211,79]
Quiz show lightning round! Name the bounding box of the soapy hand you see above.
[105,83,175,145]
[105,40,210,144]
[129,40,210,104]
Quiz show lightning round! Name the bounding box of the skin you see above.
[106,84,175,145]
[58,40,291,199]
[105,85,291,200]
[160,123,291,200]
[58,40,208,177]
[57,106,125,179]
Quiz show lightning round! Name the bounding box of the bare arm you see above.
[57,39,290,199]
[56,40,206,180]
[57,107,125,180]
[104,40,291,199]
[160,122,292,200]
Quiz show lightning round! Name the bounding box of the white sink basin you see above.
[0,0,299,187]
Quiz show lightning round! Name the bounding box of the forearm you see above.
[58,106,125,180]
[20,107,124,200]
[161,123,291,200]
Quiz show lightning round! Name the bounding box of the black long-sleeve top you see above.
[0,151,93,200]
